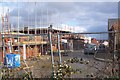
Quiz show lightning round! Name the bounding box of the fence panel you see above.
[0,32,119,78]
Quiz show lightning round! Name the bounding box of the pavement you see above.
[94,52,113,62]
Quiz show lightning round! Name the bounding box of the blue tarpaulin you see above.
[4,53,20,68]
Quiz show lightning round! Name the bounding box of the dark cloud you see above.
[46,2,76,13]
[75,2,118,14]
[87,24,108,32]
[3,2,118,32]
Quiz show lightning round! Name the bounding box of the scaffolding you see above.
[1,12,13,63]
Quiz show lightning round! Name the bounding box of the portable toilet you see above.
[4,53,20,68]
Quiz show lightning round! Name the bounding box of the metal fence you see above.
[0,31,120,79]
[49,32,119,78]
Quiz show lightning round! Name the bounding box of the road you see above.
[57,50,113,78]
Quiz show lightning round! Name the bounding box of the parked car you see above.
[97,44,107,53]
[84,43,97,55]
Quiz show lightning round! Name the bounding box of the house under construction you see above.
[0,16,75,62]
[0,12,88,63]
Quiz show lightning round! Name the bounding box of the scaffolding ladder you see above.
[1,13,12,62]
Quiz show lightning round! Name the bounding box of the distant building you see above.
[91,38,98,45]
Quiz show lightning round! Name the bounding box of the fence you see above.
[0,31,120,78]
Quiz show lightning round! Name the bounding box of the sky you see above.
[0,1,118,34]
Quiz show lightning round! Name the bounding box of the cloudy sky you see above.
[0,1,118,33]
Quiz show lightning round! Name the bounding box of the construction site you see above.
[0,1,120,79]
